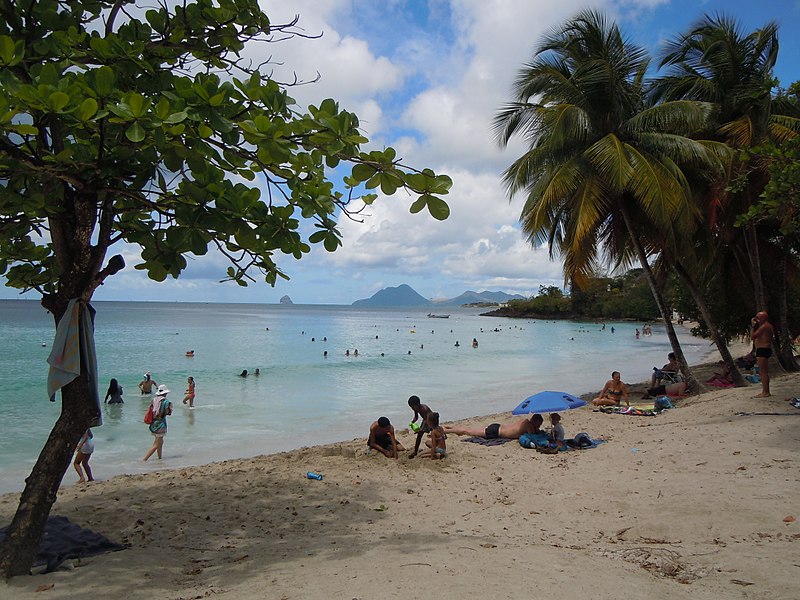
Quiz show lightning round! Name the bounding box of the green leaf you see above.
[352,163,376,182]
[48,92,70,112]
[426,195,450,221]
[163,111,188,125]
[323,233,340,252]
[9,124,38,135]
[126,93,148,118]
[39,63,60,87]
[145,9,167,33]
[409,197,426,214]
[198,123,213,138]
[78,98,98,121]
[379,172,400,195]
[126,122,145,142]
[0,35,22,66]
[93,66,115,96]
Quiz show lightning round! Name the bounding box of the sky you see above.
[4,0,800,305]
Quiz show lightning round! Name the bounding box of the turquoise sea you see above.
[0,300,709,493]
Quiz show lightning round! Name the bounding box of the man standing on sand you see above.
[367,417,405,458]
[751,311,774,397]
[444,414,544,440]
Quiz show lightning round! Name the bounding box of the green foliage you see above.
[737,137,800,237]
[0,1,451,299]
[506,271,658,320]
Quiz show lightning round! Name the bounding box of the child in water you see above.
[182,376,195,407]
[73,429,94,483]
[416,412,447,459]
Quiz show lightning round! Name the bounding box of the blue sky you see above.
[3,1,799,305]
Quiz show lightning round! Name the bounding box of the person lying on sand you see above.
[444,413,543,440]
[706,361,733,387]
[367,417,405,458]
[647,380,688,397]
[592,371,629,407]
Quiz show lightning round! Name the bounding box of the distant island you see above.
[279,295,293,305]
[351,284,525,308]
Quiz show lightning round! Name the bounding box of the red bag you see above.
[143,408,153,424]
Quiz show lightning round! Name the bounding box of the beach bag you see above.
[143,407,153,424]
[519,432,548,449]
[654,396,674,410]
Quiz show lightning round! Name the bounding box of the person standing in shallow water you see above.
[751,311,774,398]
[182,376,195,407]
[139,371,157,394]
[73,429,94,483]
[104,378,123,404]
[144,385,172,461]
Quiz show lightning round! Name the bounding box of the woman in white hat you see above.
[143,384,173,461]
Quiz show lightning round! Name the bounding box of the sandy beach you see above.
[1,358,799,599]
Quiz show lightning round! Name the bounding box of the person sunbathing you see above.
[592,371,629,407]
[647,380,688,397]
[444,414,543,440]
[706,361,733,387]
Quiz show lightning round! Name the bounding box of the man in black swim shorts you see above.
[755,347,772,358]
[484,423,501,439]
[444,415,542,440]
[751,311,774,397]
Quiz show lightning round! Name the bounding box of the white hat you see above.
[156,384,170,395]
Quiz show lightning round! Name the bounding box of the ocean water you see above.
[0,300,709,493]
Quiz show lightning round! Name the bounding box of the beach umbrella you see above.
[511,391,587,415]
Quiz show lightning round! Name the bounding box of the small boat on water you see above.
[427,313,450,318]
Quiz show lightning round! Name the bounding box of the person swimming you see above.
[239,369,248,377]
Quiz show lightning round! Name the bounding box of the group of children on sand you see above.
[367,396,570,460]
[368,396,448,460]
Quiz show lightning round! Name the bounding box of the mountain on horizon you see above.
[351,284,432,307]
[352,285,525,307]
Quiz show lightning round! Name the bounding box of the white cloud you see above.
[8,0,744,305]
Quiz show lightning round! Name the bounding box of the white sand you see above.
[1,361,798,599]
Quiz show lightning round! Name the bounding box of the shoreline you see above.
[2,347,798,598]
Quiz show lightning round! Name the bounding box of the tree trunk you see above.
[775,245,799,371]
[620,208,698,392]
[745,224,766,310]
[673,260,748,387]
[0,323,98,578]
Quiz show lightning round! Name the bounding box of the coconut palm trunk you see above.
[620,207,698,392]
[776,245,799,371]
[672,261,748,386]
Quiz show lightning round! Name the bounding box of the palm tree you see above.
[653,13,800,370]
[493,10,726,391]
